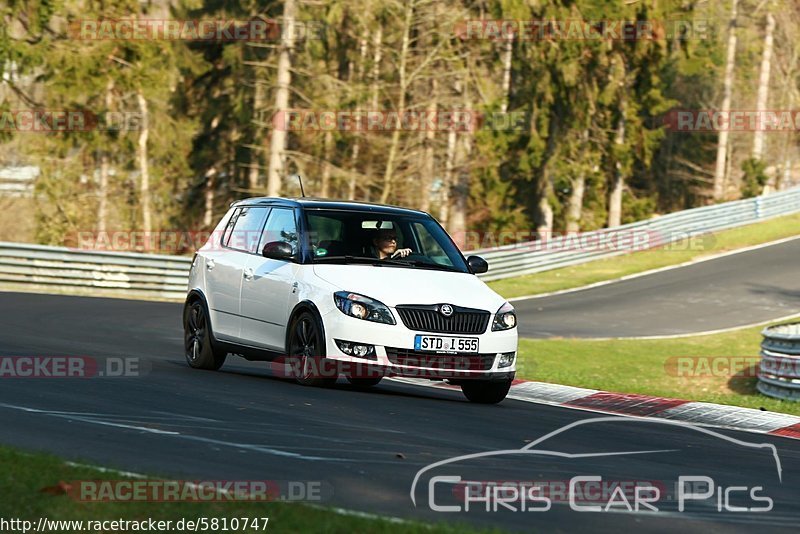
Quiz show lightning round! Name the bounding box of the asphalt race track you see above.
[1,291,800,532]
[514,237,800,338]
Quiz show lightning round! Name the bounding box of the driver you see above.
[371,229,412,259]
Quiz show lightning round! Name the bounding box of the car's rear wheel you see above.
[288,311,337,387]
[184,300,227,370]
[460,378,512,404]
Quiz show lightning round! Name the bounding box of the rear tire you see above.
[184,299,227,370]
[461,379,512,404]
[288,311,337,387]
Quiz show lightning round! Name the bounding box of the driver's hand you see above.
[391,248,412,258]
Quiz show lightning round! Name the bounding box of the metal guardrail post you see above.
[758,323,800,401]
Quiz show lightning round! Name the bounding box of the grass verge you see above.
[488,212,800,299]
[0,446,495,534]
[515,319,800,416]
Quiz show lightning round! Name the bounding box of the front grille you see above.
[385,347,495,371]
[395,305,490,334]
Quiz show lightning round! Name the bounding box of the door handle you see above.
[243,267,254,281]
[206,259,215,271]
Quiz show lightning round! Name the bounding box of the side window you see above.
[221,208,241,247]
[227,207,270,253]
[260,208,299,257]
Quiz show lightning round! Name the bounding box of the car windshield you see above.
[303,208,470,273]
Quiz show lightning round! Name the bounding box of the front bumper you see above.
[321,306,518,380]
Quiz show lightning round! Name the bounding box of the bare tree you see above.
[713,0,739,201]
[97,78,114,233]
[752,11,776,163]
[266,0,297,197]
[136,89,152,234]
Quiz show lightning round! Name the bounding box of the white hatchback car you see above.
[184,198,518,403]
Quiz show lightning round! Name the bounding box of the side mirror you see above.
[262,241,294,260]
[467,255,488,274]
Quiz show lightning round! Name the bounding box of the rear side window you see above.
[226,207,270,253]
[220,208,241,247]
[260,208,299,256]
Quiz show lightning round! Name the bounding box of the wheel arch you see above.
[285,300,327,355]
[184,289,217,341]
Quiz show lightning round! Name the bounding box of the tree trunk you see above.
[249,78,266,191]
[778,90,795,191]
[448,77,474,247]
[566,129,589,233]
[607,112,626,228]
[535,178,554,239]
[500,36,513,113]
[713,0,738,201]
[97,78,114,233]
[361,26,383,200]
[420,79,437,212]
[320,130,333,197]
[752,12,775,163]
[566,174,585,233]
[203,168,216,228]
[379,1,413,204]
[266,0,296,197]
[440,128,457,227]
[448,134,472,248]
[136,89,151,235]
[347,30,370,200]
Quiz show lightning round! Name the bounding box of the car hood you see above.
[312,264,506,310]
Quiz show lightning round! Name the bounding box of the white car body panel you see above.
[187,200,519,383]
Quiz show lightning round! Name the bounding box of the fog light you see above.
[497,352,515,368]
[335,339,376,360]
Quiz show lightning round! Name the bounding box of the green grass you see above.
[489,212,800,299]
[515,320,800,416]
[0,446,496,533]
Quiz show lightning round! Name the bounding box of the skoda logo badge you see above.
[440,304,454,317]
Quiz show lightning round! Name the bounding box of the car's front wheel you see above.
[288,311,337,387]
[460,378,513,404]
[184,300,227,370]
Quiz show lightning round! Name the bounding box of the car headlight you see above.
[492,302,517,331]
[334,291,396,325]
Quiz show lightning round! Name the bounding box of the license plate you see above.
[414,335,479,354]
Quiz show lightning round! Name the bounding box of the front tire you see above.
[461,379,512,404]
[288,311,337,387]
[184,300,227,370]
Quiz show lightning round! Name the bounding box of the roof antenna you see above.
[292,174,306,197]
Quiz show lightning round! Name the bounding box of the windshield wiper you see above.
[380,258,463,272]
[313,255,384,265]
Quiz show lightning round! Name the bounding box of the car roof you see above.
[231,197,429,216]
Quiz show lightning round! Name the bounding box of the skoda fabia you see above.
[184,197,518,403]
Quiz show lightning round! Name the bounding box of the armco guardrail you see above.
[758,323,800,401]
[0,242,191,300]
[474,187,800,281]
[0,187,798,298]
